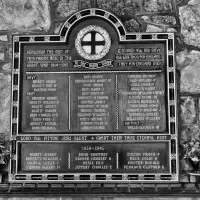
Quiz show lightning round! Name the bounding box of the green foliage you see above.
[0,142,10,165]
[180,125,200,162]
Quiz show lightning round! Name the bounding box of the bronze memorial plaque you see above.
[10,8,178,183]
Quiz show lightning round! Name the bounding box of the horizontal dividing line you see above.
[26,70,162,74]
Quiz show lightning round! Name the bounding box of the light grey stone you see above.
[97,0,140,16]
[56,0,79,18]
[176,50,200,93]
[181,61,200,93]
[0,0,51,32]
[0,73,11,140]
[188,0,200,5]
[54,23,63,34]
[180,96,196,124]
[0,35,8,42]
[125,19,141,32]
[167,27,177,32]
[146,24,163,32]
[180,4,200,48]
[2,63,11,72]
[143,0,173,12]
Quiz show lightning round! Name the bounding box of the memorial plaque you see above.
[10,8,178,183]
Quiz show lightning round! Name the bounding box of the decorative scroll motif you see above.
[60,36,65,41]
[10,174,15,180]
[115,22,121,28]
[168,67,175,72]
[13,69,19,74]
[74,175,80,180]
[152,34,157,39]
[13,85,18,90]
[11,154,17,160]
[11,135,17,141]
[75,25,111,60]
[120,36,126,41]
[29,37,34,42]
[58,175,64,180]
[104,12,109,18]
[171,134,177,140]
[169,100,175,105]
[90,175,96,180]
[90,9,95,15]
[139,175,144,180]
[155,175,161,180]
[26,175,32,180]
[106,174,112,180]
[122,175,128,180]
[14,53,19,58]
[168,34,174,39]
[42,175,48,180]
[170,117,176,123]
[13,101,18,107]
[14,36,19,42]
[136,34,142,40]
[44,36,50,42]
[12,118,17,123]
[73,59,113,69]
[65,22,71,28]
[76,12,82,19]
[171,154,176,159]
[169,83,174,89]
[172,174,177,180]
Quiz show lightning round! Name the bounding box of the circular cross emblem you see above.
[75,25,111,60]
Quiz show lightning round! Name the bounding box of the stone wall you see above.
[0,0,200,185]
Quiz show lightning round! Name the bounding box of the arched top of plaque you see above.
[60,8,126,42]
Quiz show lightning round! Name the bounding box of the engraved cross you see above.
[81,31,105,55]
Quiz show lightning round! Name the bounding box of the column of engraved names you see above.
[71,144,116,171]
[124,152,164,171]
[24,152,62,171]
[22,74,69,132]
[118,73,166,132]
[118,142,169,173]
[72,74,116,131]
[21,143,70,171]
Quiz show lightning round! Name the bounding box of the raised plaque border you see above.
[10,8,178,183]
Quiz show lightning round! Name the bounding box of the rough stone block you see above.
[0,0,50,32]
[177,50,200,93]
[142,0,173,12]
[0,44,8,62]
[97,0,141,16]
[0,53,5,61]
[0,72,11,140]
[56,0,79,18]
[0,35,8,42]
[79,0,92,9]
[180,3,200,48]
[180,96,196,125]
[125,19,141,32]
[181,61,200,93]
[54,22,64,34]
[2,63,11,72]
[146,24,164,32]
[180,173,190,182]
[150,15,176,25]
